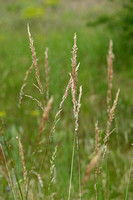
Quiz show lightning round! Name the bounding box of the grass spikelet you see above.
[59,76,72,110]
[71,74,76,117]
[72,33,78,96]
[38,97,53,141]
[44,48,50,102]
[49,146,57,190]
[27,24,43,95]
[17,136,27,192]
[107,40,114,113]
[18,64,33,108]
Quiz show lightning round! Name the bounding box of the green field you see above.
[0,0,133,199]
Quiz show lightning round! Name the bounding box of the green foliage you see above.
[46,0,60,6]
[21,6,45,19]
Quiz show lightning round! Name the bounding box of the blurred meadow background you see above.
[0,0,133,199]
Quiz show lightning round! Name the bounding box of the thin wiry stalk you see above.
[44,48,50,102]
[17,137,28,193]
[75,86,82,200]
[94,122,100,200]
[27,24,43,95]
[18,64,33,108]
[68,134,75,200]
[107,40,114,113]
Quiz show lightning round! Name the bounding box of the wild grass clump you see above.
[0,25,125,200]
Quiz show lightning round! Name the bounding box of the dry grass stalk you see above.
[44,48,50,102]
[30,170,43,188]
[107,40,114,113]
[27,24,43,95]
[49,146,57,190]
[75,86,82,145]
[104,128,116,143]
[18,64,33,107]
[68,34,82,200]
[17,136,27,192]
[99,89,120,170]
[105,88,120,144]
[50,77,72,140]
[72,33,78,96]
[59,77,72,110]
[38,97,53,141]
[82,155,99,185]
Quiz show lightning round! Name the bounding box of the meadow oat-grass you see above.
[0,26,122,199]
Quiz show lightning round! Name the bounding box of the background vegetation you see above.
[0,0,132,199]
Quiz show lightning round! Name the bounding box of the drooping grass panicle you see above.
[27,24,43,95]
[17,136,27,192]
[107,40,114,113]
[18,64,33,108]
[44,48,50,102]
[30,170,43,188]
[24,94,45,111]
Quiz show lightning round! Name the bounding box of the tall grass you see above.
[0,26,123,200]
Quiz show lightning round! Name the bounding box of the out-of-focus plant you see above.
[21,6,45,19]
[87,0,133,50]
[46,0,60,6]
